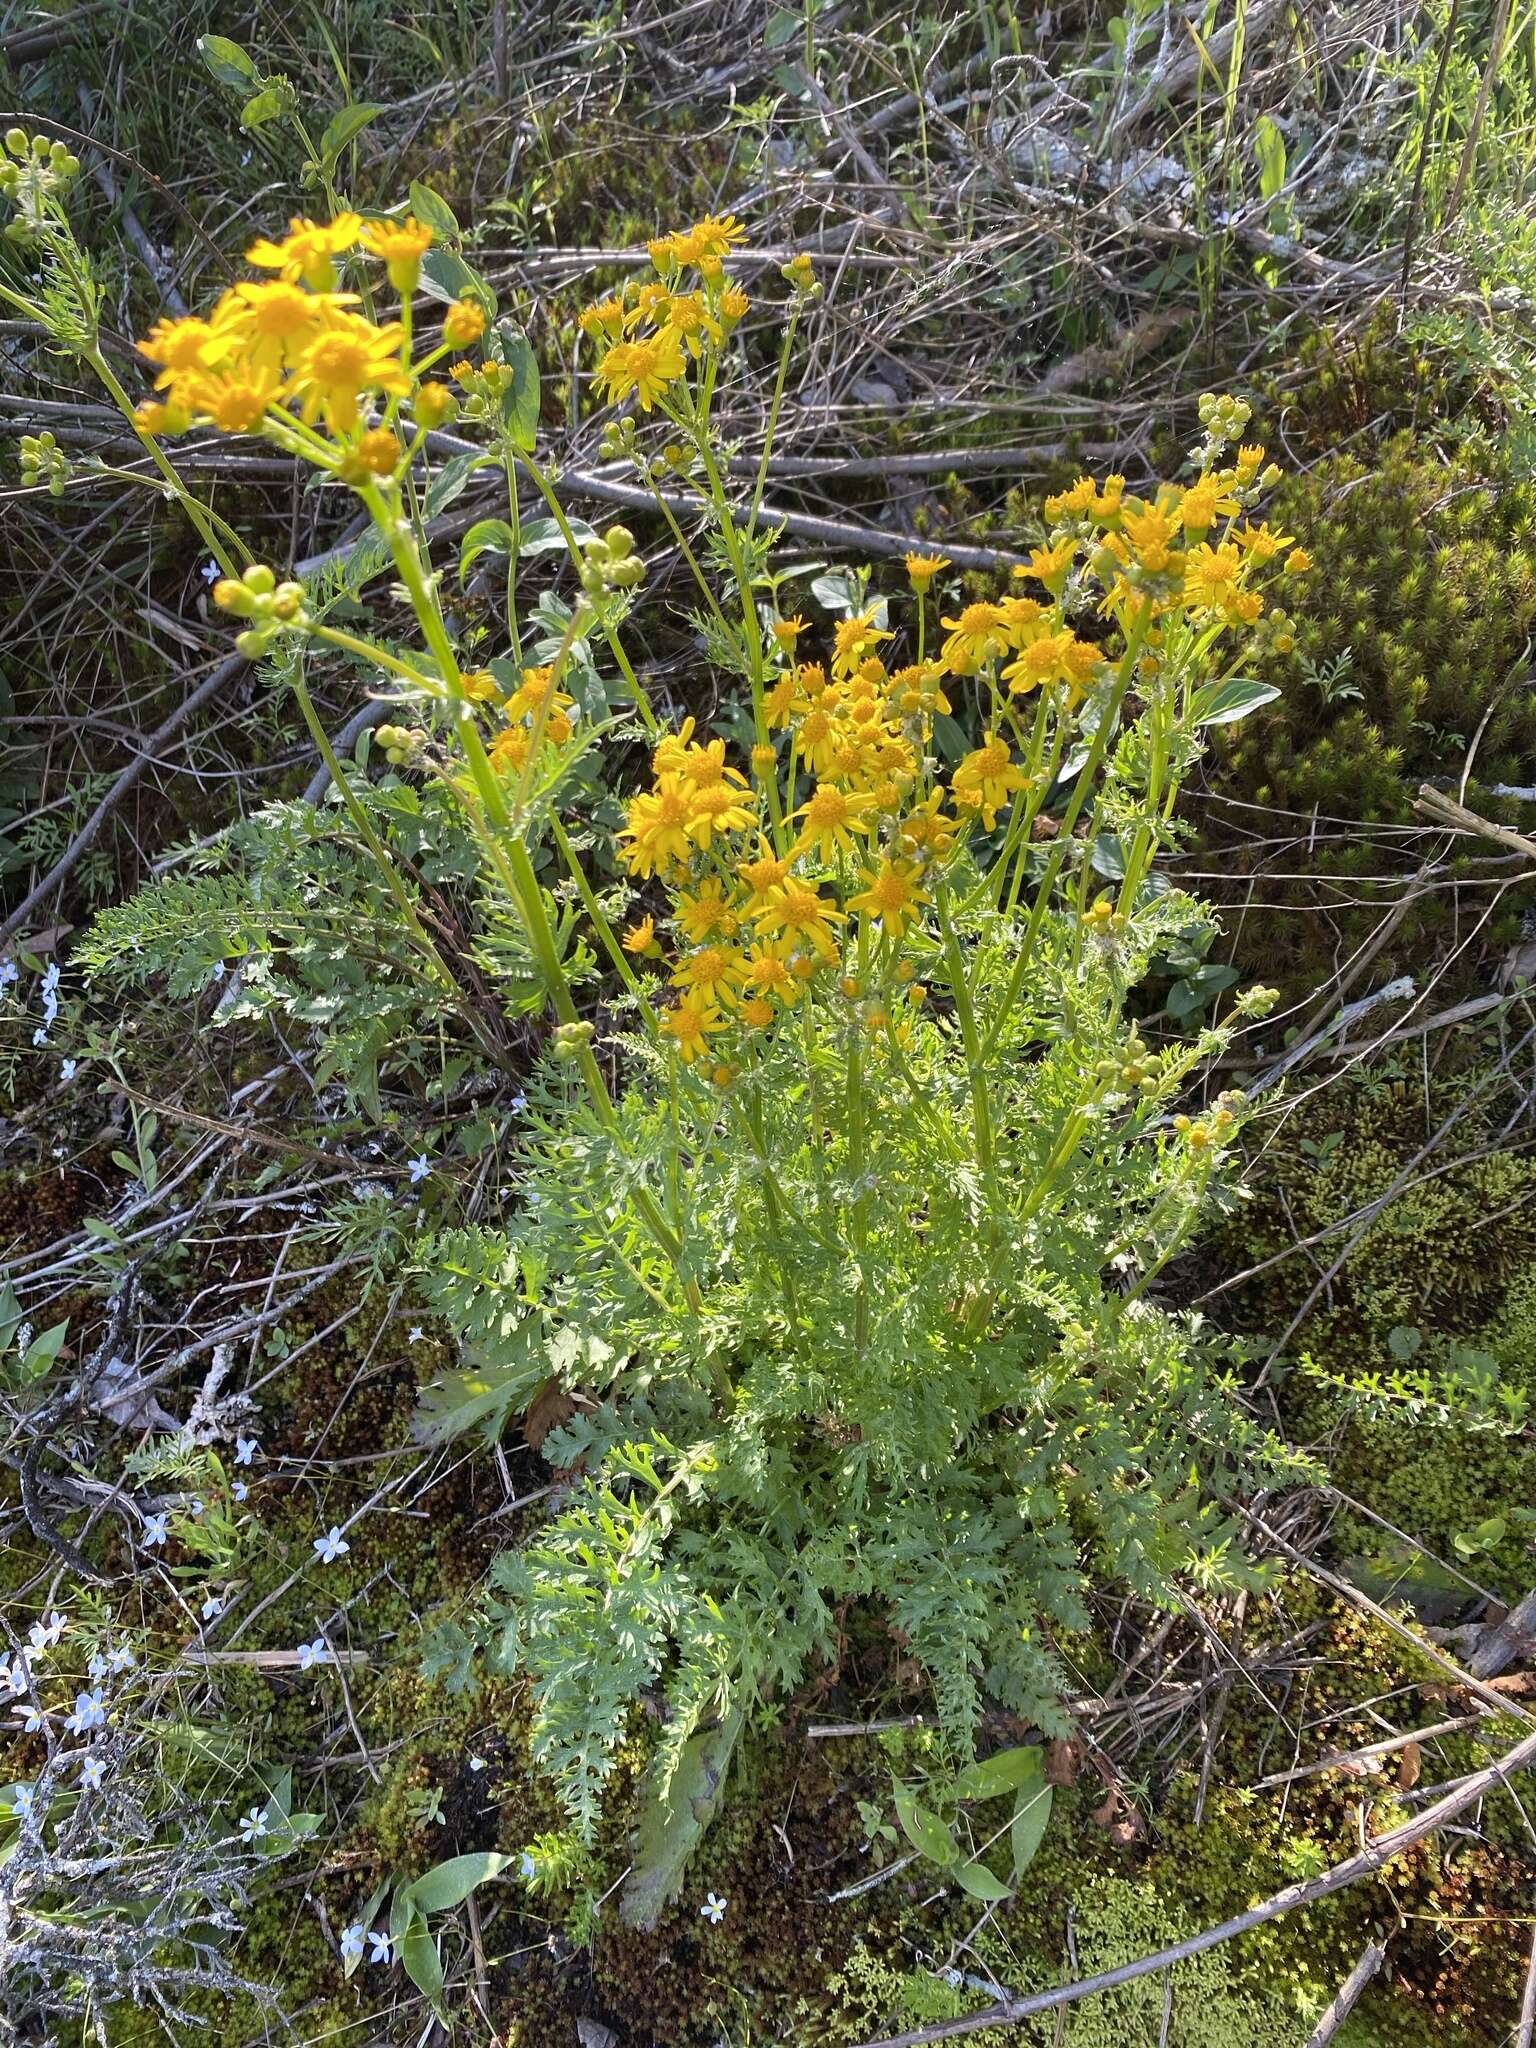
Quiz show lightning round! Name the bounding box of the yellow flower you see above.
[619,774,694,877]
[353,426,402,475]
[684,780,756,849]
[719,285,750,324]
[288,313,410,433]
[443,298,486,348]
[739,935,804,1007]
[659,992,726,1063]
[1231,520,1292,563]
[1002,629,1101,699]
[212,280,353,374]
[951,733,1027,830]
[662,291,722,357]
[185,367,282,434]
[1284,547,1312,575]
[360,216,434,291]
[594,329,686,411]
[678,735,748,793]
[940,602,1009,675]
[415,381,457,428]
[685,212,747,261]
[771,615,807,648]
[792,783,877,862]
[674,878,741,944]
[753,879,844,955]
[764,674,800,728]
[736,846,794,916]
[579,295,628,342]
[1117,502,1179,574]
[672,943,747,1007]
[623,915,660,957]
[1024,539,1076,593]
[136,315,222,391]
[1043,477,1096,521]
[1182,541,1247,619]
[905,552,950,590]
[247,214,362,291]
[740,994,776,1031]
[847,857,928,936]
[831,609,892,677]
[460,669,503,703]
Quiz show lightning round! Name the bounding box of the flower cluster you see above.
[617,414,1299,1071]
[579,213,751,414]
[133,211,481,458]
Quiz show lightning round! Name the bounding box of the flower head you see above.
[314,1525,350,1564]
[360,215,434,291]
[700,1891,728,1924]
[340,1923,365,1964]
[247,213,363,290]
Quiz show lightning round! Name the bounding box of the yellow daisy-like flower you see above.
[623,914,658,956]
[740,993,776,1031]
[247,213,363,291]
[619,774,694,877]
[442,298,486,348]
[677,735,748,793]
[683,780,756,849]
[360,216,434,291]
[754,879,845,955]
[659,992,727,1064]
[1116,502,1179,574]
[460,669,503,704]
[1182,541,1247,620]
[1043,476,1096,521]
[579,295,628,343]
[136,316,223,392]
[736,846,795,916]
[792,784,877,863]
[951,733,1027,830]
[771,615,808,648]
[674,878,741,944]
[685,212,748,262]
[719,285,750,325]
[1284,547,1312,576]
[896,791,958,861]
[739,935,804,1007]
[288,313,410,434]
[904,552,950,590]
[847,857,928,937]
[184,367,282,435]
[1024,539,1076,593]
[594,329,686,412]
[1002,629,1101,699]
[672,943,747,1008]
[940,602,1010,676]
[831,609,893,678]
[212,280,354,375]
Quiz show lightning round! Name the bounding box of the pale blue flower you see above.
[200,1593,223,1622]
[200,559,220,586]
[297,1638,328,1671]
[141,1512,168,1547]
[314,1526,350,1564]
[79,1755,106,1792]
[234,1436,258,1465]
[107,1644,135,1674]
[408,1325,425,1343]
[60,1057,77,1082]
[11,1703,45,1732]
[367,1930,392,1964]
[27,1611,65,1653]
[65,1688,105,1735]
[12,1785,34,1823]
[339,1923,365,1963]
[407,1154,431,1184]
[232,1478,248,1502]
[519,1850,536,1879]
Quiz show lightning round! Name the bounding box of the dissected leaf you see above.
[620,1705,742,1928]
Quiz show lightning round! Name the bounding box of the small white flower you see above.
[141,1512,168,1547]
[200,1593,223,1622]
[510,1092,527,1113]
[188,1497,207,1519]
[407,1153,431,1184]
[296,1638,329,1671]
[79,1755,106,1792]
[314,1526,350,1564]
[2,1655,30,1699]
[469,1754,487,1772]
[234,1436,258,1466]
[232,1479,248,1502]
[237,1806,268,1844]
[10,1703,45,1732]
[12,1785,35,1823]
[943,1967,964,1989]
[107,1644,135,1674]
[65,1688,105,1735]
[200,559,220,585]
[59,1057,77,1082]
[700,1891,727,1924]
[408,1325,425,1344]
[87,1652,109,1684]
[366,1930,392,1964]
[339,1922,365,1963]
[519,1850,536,1879]
[210,960,225,982]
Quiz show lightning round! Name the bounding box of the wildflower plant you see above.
[8,149,1314,1886]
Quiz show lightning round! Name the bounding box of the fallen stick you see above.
[1302,1941,1389,2047]
[851,1722,1536,2048]
[1517,1926,1536,2048]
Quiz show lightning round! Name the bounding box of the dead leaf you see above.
[1045,1737,1083,1787]
[1397,1740,1422,1790]
[522,1378,577,1451]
